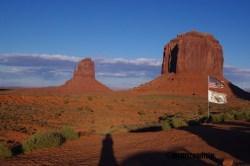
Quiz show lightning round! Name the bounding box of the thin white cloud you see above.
[0,53,161,66]
[0,53,82,62]
[224,65,250,75]
[0,65,42,73]
[95,57,161,66]
[224,65,250,89]
[96,71,147,77]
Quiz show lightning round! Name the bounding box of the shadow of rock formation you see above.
[179,121,250,164]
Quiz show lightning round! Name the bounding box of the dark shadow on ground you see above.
[179,122,250,163]
[121,147,219,166]
[129,126,162,133]
[98,134,118,166]
[222,121,250,128]
[228,82,250,100]
[0,88,12,91]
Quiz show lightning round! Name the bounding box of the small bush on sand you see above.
[60,126,79,140]
[231,111,245,120]
[223,112,235,121]
[171,118,188,128]
[161,120,172,130]
[211,114,224,123]
[87,96,93,101]
[198,115,209,123]
[0,143,12,158]
[23,132,65,152]
[244,112,250,121]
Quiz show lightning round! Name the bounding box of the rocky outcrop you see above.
[161,31,223,77]
[134,31,250,99]
[59,58,111,93]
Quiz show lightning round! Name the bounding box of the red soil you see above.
[1,121,249,165]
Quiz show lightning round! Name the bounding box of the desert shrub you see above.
[223,112,235,121]
[87,96,93,101]
[84,106,94,113]
[0,143,12,158]
[171,118,188,128]
[60,126,79,140]
[233,111,247,120]
[188,119,200,126]
[64,99,69,104]
[210,114,224,123]
[23,132,65,152]
[161,120,172,130]
[159,114,174,122]
[137,111,145,116]
[244,112,250,121]
[198,115,209,123]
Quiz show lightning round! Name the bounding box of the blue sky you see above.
[0,0,250,89]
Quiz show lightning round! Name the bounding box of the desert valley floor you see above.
[0,89,250,165]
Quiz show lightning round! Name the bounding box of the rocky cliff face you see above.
[161,31,224,77]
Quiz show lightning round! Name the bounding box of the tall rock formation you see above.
[161,31,224,77]
[59,58,111,93]
[134,31,250,99]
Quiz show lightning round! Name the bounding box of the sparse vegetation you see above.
[60,126,79,140]
[0,143,12,158]
[64,99,69,104]
[23,132,65,153]
[161,120,172,130]
[87,96,93,101]
[210,114,224,123]
[233,111,247,120]
[171,117,188,128]
[137,111,145,116]
[84,106,94,113]
[159,115,188,129]
[223,112,235,121]
[208,110,250,123]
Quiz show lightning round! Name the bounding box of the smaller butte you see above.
[58,58,111,93]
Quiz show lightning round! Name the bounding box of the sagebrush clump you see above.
[210,114,224,123]
[171,117,188,128]
[0,143,12,158]
[60,126,79,140]
[23,132,65,152]
[161,120,172,130]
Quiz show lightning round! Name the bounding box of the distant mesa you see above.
[58,58,111,93]
[134,31,250,99]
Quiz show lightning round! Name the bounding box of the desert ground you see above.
[0,89,250,165]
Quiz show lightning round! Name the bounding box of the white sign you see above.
[208,90,227,104]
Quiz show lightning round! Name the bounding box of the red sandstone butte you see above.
[161,31,223,77]
[134,31,249,99]
[59,58,111,93]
